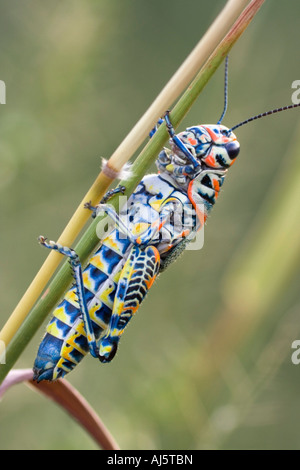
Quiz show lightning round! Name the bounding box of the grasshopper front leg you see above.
[84,185,126,218]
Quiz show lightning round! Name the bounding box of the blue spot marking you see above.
[84,264,108,293]
[67,347,84,364]
[73,333,89,353]
[54,318,72,338]
[59,299,80,324]
[93,302,112,327]
[100,244,123,273]
[115,230,132,254]
[83,287,95,304]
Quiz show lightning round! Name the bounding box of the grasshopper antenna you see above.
[217,55,229,125]
[230,103,300,132]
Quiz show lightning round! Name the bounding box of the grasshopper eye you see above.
[225,140,240,159]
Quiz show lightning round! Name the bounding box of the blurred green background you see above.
[1,0,300,450]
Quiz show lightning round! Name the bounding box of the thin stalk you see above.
[0,0,266,384]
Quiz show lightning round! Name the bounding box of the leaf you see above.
[0,369,120,450]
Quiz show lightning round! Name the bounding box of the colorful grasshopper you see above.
[33,60,300,382]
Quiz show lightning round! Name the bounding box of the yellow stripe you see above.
[56,357,74,372]
[65,289,78,308]
[82,271,93,291]
[74,320,86,336]
[103,237,120,253]
[89,253,105,271]
[61,343,78,363]
[98,283,115,309]
[53,305,69,325]
[131,222,150,236]
[46,321,64,339]
[112,270,121,284]
[89,302,109,330]
[64,332,87,356]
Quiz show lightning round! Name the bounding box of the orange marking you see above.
[188,137,197,146]
[213,179,220,192]
[145,274,157,290]
[151,246,160,262]
[158,219,166,231]
[213,179,220,199]
[123,304,139,315]
[188,181,207,228]
[205,127,218,142]
[180,229,190,238]
[204,154,216,167]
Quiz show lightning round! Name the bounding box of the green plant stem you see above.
[0,0,265,384]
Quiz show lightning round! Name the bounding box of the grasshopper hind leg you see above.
[98,244,160,363]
